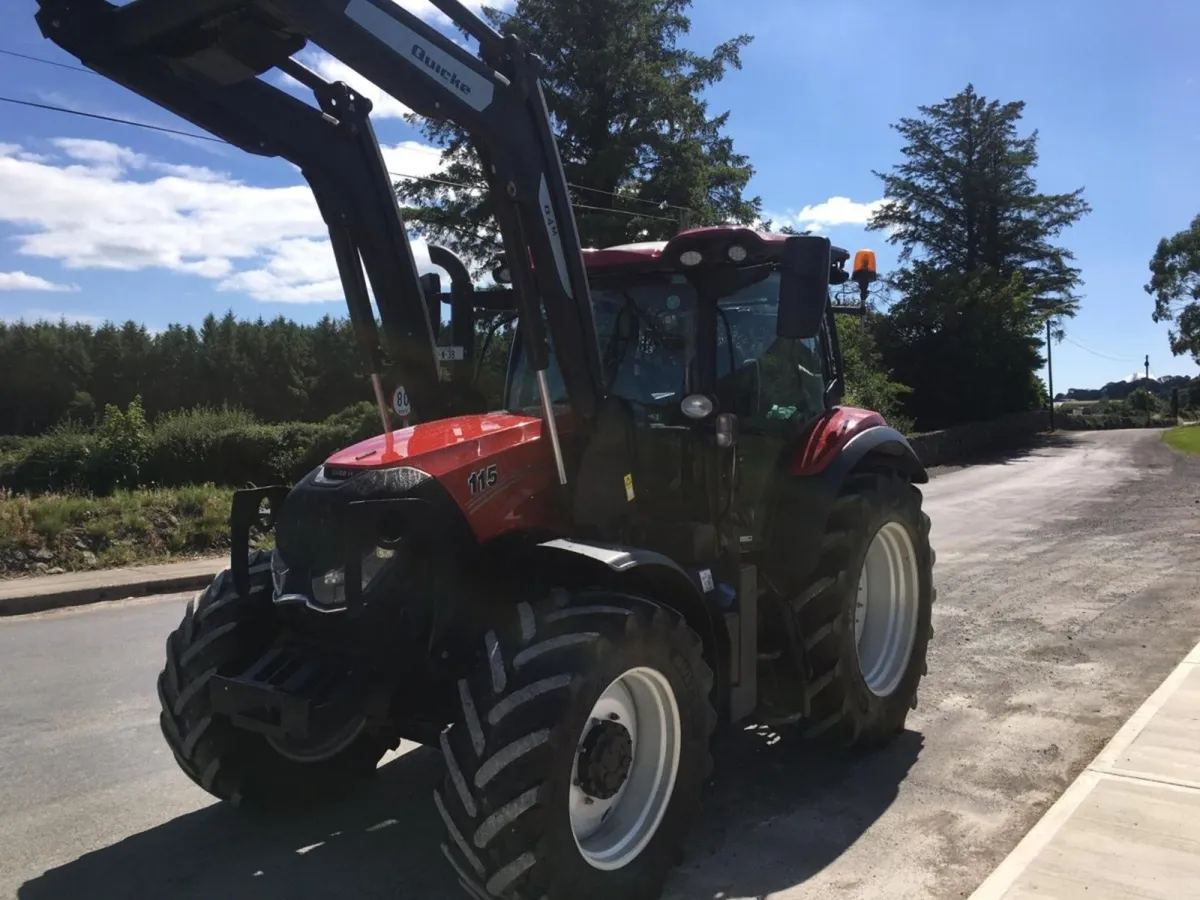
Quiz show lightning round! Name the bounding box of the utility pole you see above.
[1145,354,1150,382]
[1046,317,1055,431]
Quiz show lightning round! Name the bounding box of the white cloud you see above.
[793,197,885,233]
[762,197,885,234]
[0,138,445,304]
[0,271,79,292]
[381,141,448,180]
[0,308,98,325]
[53,138,148,171]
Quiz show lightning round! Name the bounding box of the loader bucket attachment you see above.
[35,0,606,475]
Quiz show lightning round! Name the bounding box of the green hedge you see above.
[0,400,382,496]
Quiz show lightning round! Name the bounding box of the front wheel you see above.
[437,589,716,900]
[157,551,390,807]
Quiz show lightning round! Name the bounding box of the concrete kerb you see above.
[0,558,226,617]
[967,636,1200,900]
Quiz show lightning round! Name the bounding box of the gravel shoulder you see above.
[2,429,1198,900]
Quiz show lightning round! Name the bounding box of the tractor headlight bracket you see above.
[339,497,431,614]
[229,484,290,599]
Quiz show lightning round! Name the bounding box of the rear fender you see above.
[530,538,731,717]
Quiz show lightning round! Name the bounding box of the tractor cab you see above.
[493,227,878,564]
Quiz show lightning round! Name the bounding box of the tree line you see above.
[3,0,1096,441]
[0,314,370,436]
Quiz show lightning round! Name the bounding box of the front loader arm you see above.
[35,0,605,457]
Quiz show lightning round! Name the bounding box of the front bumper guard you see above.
[229,485,436,615]
[209,644,372,743]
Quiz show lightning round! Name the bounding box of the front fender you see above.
[531,538,730,713]
[829,424,928,485]
[765,411,927,592]
[789,407,925,483]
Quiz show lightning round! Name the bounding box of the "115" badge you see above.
[468,463,498,494]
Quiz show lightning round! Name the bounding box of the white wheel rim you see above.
[266,715,366,763]
[854,520,921,698]
[569,666,681,871]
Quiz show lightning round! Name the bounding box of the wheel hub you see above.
[576,718,634,800]
[569,666,682,871]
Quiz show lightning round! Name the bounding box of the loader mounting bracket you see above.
[230,485,289,599]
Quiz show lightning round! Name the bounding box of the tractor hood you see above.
[274,410,564,579]
[323,412,544,478]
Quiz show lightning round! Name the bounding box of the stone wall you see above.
[907,410,1051,468]
[1054,413,1176,431]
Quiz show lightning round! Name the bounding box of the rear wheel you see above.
[792,469,935,748]
[437,589,716,900]
[157,550,390,807]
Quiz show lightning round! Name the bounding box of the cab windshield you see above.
[506,268,826,422]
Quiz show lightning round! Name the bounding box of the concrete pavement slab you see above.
[969,641,1200,900]
[0,556,226,617]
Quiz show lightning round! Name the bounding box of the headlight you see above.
[310,546,396,608]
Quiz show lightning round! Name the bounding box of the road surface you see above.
[3,429,1199,900]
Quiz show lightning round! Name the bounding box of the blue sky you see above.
[0,0,1198,392]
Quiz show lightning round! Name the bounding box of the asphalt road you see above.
[3,429,1199,900]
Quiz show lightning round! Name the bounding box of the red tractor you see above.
[37,2,935,898]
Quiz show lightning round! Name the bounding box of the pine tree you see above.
[395,0,761,269]
[867,84,1091,427]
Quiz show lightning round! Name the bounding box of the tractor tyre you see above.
[157,549,389,807]
[436,589,716,900]
[793,468,935,749]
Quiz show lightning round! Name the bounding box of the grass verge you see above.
[0,485,265,577]
[1163,424,1200,456]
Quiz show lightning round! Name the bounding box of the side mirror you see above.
[777,235,831,339]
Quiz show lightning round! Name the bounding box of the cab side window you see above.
[717,277,829,431]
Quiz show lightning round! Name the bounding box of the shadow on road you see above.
[19,727,923,900]
[927,430,1082,475]
[666,726,924,898]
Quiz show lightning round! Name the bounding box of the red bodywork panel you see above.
[789,407,886,477]
[325,413,568,543]
[580,226,791,272]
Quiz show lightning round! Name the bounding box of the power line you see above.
[0,47,92,74]
[0,93,672,228]
[4,45,696,213]
[0,94,228,143]
[569,181,691,213]
[573,201,680,224]
[1060,334,1138,363]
